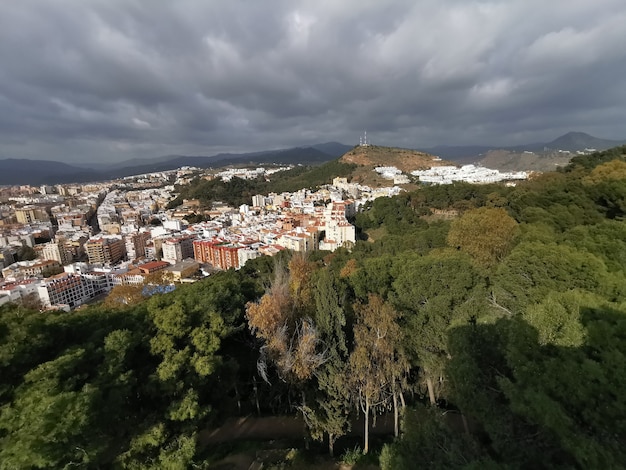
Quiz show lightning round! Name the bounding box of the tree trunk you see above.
[399,390,406,408]
[364,399,370,454]
[234,383,241,415]
[393,391,399,437]
[426,376,436,405]
[329,433,335,458]
[253,377,261,416]
[302,391,310,450]
[462,413,470,435]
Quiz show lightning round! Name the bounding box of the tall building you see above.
[251,194,266,208]
[124,231,151,261]
[15,205,49,224]
[41,241,72,265]
[85,236,125,265]
[238,248,260,268]
[193,238,242,270]
[36,273,85,308]
[162,235,195,264]
[319,201,357,251]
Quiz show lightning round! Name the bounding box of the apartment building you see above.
[85,236,126,265]
[162,235,195,264]
[165,258,200,281]
[193,238,242,270]
[277,229,316,252]
[124,231,151,261]
[37,273,86,308]
[41,241,73,265]
[15,205,49,224]
[2,259,61,280]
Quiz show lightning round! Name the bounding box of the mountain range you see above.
[0,143,353,186]
[1,132,624,186]
[417,131,626,163]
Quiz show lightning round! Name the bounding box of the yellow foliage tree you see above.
[447,207,519,269]
[103,284,144,308]
[583,159,626,185]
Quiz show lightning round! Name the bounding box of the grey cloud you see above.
[0,0,625,163]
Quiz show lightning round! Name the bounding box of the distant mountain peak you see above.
[559,131,593,138]
[547,132,626,151]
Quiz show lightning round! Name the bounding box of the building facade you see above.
[85,236,125,265]
[193,238,242,270]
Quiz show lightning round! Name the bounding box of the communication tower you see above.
[360,131,370,147]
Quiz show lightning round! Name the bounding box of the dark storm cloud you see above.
[0,0,625,163]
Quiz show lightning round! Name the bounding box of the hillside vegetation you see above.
[2,145,626,468]
[168,159,357,209]
[169,145,455,211]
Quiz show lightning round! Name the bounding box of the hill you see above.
[544,131,626,152]
[477,150,573,173]
[0,159,101,186]
[339,145,450,186]
[417,132,626,168]
[340,145,449,170]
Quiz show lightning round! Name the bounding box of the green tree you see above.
[391,251,485,404]
[502,305,626,468]
[349,294,407,454]
[380,405,491,470]
[104,284,145,307]
[447,206,519,269]
[0,349,101,468]
[16,244,36,261]
[492,242,617,314]
[300,269,351,456]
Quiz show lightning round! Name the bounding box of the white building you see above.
[41,241,73,265]
[161,235,196,264]
[37,273,87,309]
[238,247,260,268]
[412,165,527,185]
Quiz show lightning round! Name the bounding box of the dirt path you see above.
[199,413,396,445]
[199,414,393,469]
[198,416,305,445]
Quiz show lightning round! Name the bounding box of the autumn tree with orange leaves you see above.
[246,253,324,383]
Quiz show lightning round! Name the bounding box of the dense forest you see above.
[2,146,626,468]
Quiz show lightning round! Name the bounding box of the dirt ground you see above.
[211,452,380,470]
[199,414,395,445]
[199,416,305,445]
[199,415,392,469]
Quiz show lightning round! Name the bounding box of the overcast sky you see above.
[1,0,625,164]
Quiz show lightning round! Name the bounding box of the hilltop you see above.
[339,145,451,186]
[341,145,448,171]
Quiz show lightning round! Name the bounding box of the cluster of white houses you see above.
[411,165,528,185]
